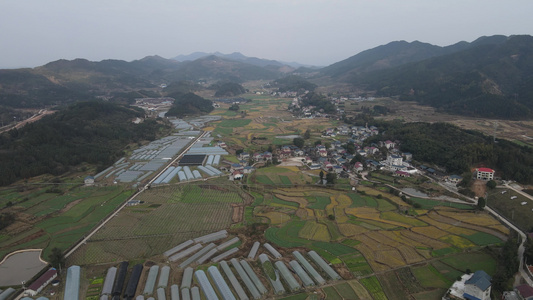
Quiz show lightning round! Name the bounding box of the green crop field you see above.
[311,241,358,256]
[379,272,410,300]
[279,175,292,185]
[215,119,252,128]
[431,260,464,282]
[0,186,133,259]
[462,232,503,246]
[322,286,342,300]
[439,252,497,275]
[334,282,358,299]
[348,193,378,207]
[360,276,387,300]
[487,188,533,231]
[307,196,330,209]
[412,265,451,288]
[409,197,474,210]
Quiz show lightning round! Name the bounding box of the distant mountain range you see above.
[172,51,318,69]
[1,35,532,119]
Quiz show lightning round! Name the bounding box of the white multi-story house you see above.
[475,168,494,181]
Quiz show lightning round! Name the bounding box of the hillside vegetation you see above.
[0,101,170,186]
[364,120,533,183]
[165,93,214,117]
[352,35,533,119]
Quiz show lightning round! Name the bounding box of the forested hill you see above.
[363,121,533,183]
[354,35,533,119]
[0,101,171,186]
[165,93,214,117]
[319,35,509,79]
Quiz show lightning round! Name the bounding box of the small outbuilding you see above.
[84,176,95,186]
[26,268,58,296]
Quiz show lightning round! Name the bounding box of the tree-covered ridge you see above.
[271,75,317,93]
[300,92,336,113]
[212,82,246,97]
[0,101,170,186]
[367,121,533,183]
[356,35,533,119]
[165,92,214,117]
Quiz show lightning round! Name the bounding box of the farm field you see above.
[486,187,533,231]
[243,161,505,299]
[67,183,243,265]
[1,94,515,300]
[0,185,132,259]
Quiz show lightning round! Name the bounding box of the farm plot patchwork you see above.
[68,185,241,265]
[0,186,132,259]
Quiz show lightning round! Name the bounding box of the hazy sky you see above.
[1,0,532,69]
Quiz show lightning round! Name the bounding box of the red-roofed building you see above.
[516,284,533,300]
[475,168,495,181]
[27,268,57,296]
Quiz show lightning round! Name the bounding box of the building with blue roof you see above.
[464,270,491,300]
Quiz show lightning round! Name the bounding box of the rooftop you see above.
[477,167,494,173]
[465,270,491,291]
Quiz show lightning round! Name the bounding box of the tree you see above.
[314,140,322,146]
[319,171,324,183]
[48,247,65,269]
[324,142,331,150]
[229,103,240,111]
[293,137,305,148]
[303,129,311,139]
[487,180,497,189]
[326,172,337,185]
[477,197,486,210]
[345,142,355,154]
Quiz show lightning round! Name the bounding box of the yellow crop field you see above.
[365,231,401,249]
[203,126,215,131]
[446,226,477,236]
[356,244,388,272]
[346,207,380,216]
[255,211,290,225]
[247,123,266,129]
[356,186,406,206]
[273,188,306,197]
[400,231,449,250]
[440,235,476,249]
[325,196,338,217]
[275,194,308,208]
[412,226,448,239]
[356,233,392,251]
[280,166,300,172]
[379,231,429,248]
[336,194,353,207]
[304,208,315,218]
[345,207,409,227]
[381,211,428,227]
[418,215,453,230]
[296,208,308,219]
[338,224,368,237]
[438,211,501,226]
[299,221,331,242]
[374,249,406,268]
[314,209,326,219]
[398,245,425,264]
[488,224,510,235]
